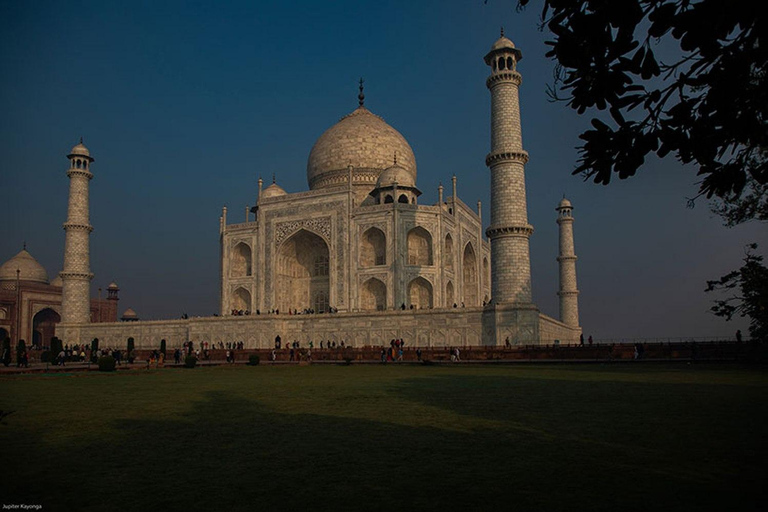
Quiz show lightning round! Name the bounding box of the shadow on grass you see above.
[3,373,766,512]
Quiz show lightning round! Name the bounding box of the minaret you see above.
[556,197,579,327]
[484,30,534,304]
[61,139,94,324]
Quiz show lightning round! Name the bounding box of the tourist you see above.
[58,349,66,366]
[736,329,742,343]
[380,348,386,363]
[289,347,295,361]
[416,347,422,361]
[455,347,461,361]
[270,349,276,362]
[580,334,584,346]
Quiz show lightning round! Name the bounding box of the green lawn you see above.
[1,364,766,511]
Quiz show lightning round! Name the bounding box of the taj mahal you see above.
[3,33,582,348]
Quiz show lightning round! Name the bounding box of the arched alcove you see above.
[446,281,454,307]
[361,278,387,311]
[231,242,252,277]
[277,229,330,312]
[444,234,453,270]
[463,242,477,306]
[408,276,433,309]
[360,227,386,267]
[232,287,251,311]
[407,227,433,266]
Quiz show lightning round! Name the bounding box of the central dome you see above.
[307,106,416,191]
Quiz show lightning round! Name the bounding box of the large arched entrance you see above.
[33,308,60,348]
[277,229,330,312]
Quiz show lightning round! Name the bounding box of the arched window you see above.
[444,234,453,270]
[483,257,489,285]
[398,194,409,203]
[407,227,433,266]
[384,195,394,204]
[446,281,454,307]
[314,291,329,313]
[499,57,505,70]
[360,227,386,267]
[314,255,329,276]
[507,56,513,70]
[231,242,252,277]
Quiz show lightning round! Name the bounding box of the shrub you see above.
[2,338,11,367]
[248,354,260,366]
[50,337,62,357]
[184,355,197,368]
[91,338,99,363]
[41,351,52,363]
[127,337,135,353]
[98,356,116,372]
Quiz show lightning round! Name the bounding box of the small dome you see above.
[558,197,572,209]
[491,36,516,51]
[0,249,50,284]
[376,163,415,189]
[108,281,119,289]
[121,308,138,319]
[261,182,287,199]
[68,140,93,161]
[51,275,63,287]
[307,106,416,191]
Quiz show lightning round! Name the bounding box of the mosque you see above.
[46,33,581,348]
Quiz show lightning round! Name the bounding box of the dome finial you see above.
[272,172,276,184]
[500,26,504,37]
[80,136,83,144]
[358,77,365,107]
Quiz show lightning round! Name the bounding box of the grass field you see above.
[1,363,766,511]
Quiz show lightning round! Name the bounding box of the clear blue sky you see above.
[1,0,764,339]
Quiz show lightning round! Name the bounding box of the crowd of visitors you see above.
[230,307,340,316]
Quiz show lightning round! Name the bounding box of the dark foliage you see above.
[97,356,116,372]
[706,244,768,341]
[127,337,134,353]
[248,354,260,366]
[1,338,10,366]
[91,338,99,363]
[184,355,197,368]
[518,0,767,216]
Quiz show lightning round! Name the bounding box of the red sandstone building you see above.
[0,248,119,347]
